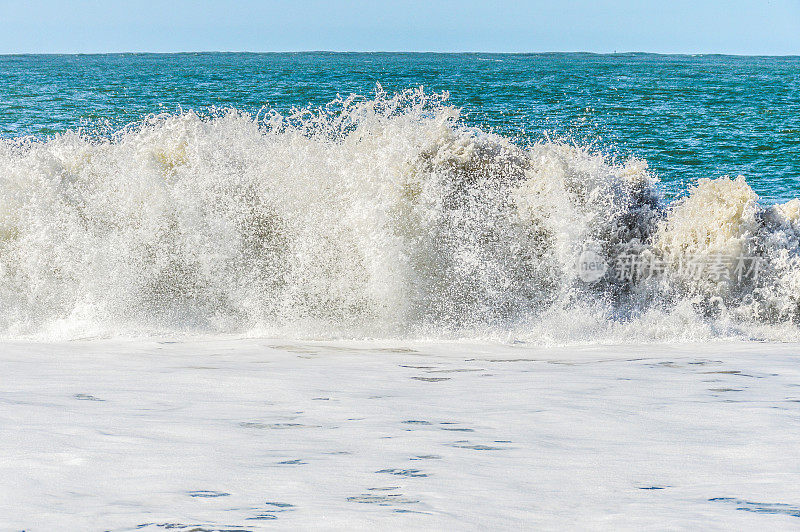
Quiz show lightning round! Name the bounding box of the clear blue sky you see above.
[0,0,798,55]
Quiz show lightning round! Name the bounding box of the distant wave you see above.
[1,88,799,342]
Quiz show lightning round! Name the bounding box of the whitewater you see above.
[2,87,800,530]
[0,88,799,342]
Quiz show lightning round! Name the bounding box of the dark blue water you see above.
[1,52,798,201]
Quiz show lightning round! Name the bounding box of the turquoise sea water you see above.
[1,52,798,202]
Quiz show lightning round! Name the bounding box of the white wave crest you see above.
[0,88,797,342]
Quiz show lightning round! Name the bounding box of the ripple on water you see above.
[187,490,230,498]
[347,494,420,505]
[376,468,429,477]
[73,393,104,401]
[710,497,800,517]
[239,422,320,429]
[449,441,505,451]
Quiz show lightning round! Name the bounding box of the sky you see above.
[0,0,798,55]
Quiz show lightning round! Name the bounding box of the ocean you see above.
[1,52,800,341]
[3,52,799,200]
[2,53,800,530]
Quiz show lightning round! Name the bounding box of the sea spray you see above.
[0,88,798,341]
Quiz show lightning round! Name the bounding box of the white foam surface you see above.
[2,339,800,530]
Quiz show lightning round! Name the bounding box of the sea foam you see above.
[0,88,798,342]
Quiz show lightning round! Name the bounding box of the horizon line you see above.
[1,50,798,58]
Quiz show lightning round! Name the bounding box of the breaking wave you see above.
[1,88,799,342]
